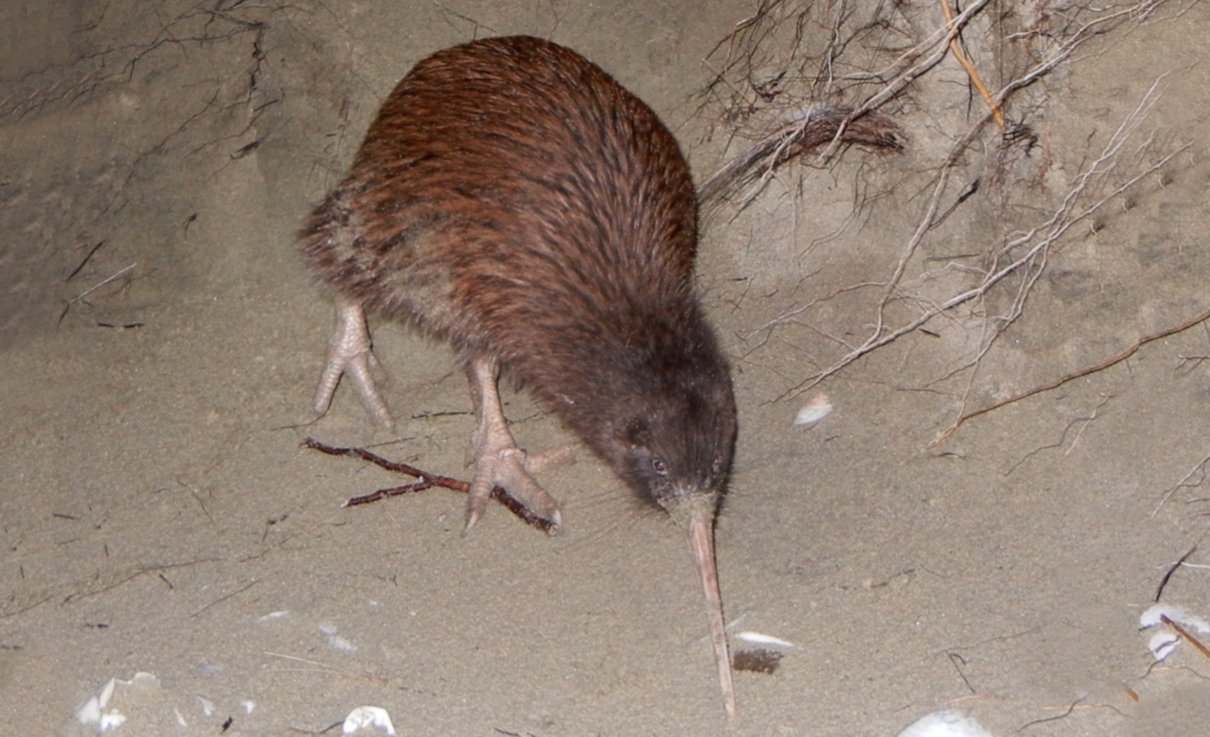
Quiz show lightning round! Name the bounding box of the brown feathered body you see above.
[301,35,736,510]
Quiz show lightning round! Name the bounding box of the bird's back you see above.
[300,35,701,370]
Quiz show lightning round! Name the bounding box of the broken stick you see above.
[301,437,556,534]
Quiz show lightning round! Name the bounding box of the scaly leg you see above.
[312,297,394,431]
[464,356,563,532]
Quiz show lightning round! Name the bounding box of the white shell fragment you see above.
[794,393,833,427]
[342,706,397,736]
[1139,603,1210,633]
[197,695,215,716]
[1148,631,1180,661]
[896,710,997,737]
[735,631,797,650]
[320,623,358,653]
[76,672,160,733]
[1139,603,1210,661]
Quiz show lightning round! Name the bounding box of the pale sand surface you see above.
[2,3,1209,736]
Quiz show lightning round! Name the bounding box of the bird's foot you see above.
[312,299,394,431]
[464,426,569,535]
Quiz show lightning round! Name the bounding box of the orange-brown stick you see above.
[1161,614,1210,661]
[940,0,1004,128]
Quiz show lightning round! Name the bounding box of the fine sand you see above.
[2,2,1208,736]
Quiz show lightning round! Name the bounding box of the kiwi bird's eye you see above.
[651,457,668,476]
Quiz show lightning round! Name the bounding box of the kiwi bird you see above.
[300,35,738,716]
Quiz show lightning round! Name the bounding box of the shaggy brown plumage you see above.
[300,35,737,716]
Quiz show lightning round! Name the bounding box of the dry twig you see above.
[701,1,1192,444]
[1153,452,1210,517]
[301,437,555,533]
[1001,395,1111,476]
[1161,614,1210,662]
[939,0,1004,128]
[58,262,137,324]
[1154,545,1197,602]
[942,302,1210,442]
[769,75,1187,411]
[697,106,902,213]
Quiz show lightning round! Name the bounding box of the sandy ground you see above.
[2,2,1209,736]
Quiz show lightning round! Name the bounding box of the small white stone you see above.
[342,706,397,736]
[794,393,833,427]
[77,696,102,725]
[896,710,996,737]
[98,711,127,731]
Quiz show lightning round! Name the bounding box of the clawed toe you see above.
[312,299,394,431]
[310,317,569,530]
[522,444,576,473]
[465,445,563,534]
[463,357,564,532]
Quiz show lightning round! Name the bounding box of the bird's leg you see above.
[464,356,563,533]
[312,297,394,431]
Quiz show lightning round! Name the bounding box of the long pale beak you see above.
[688,507,736,718]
